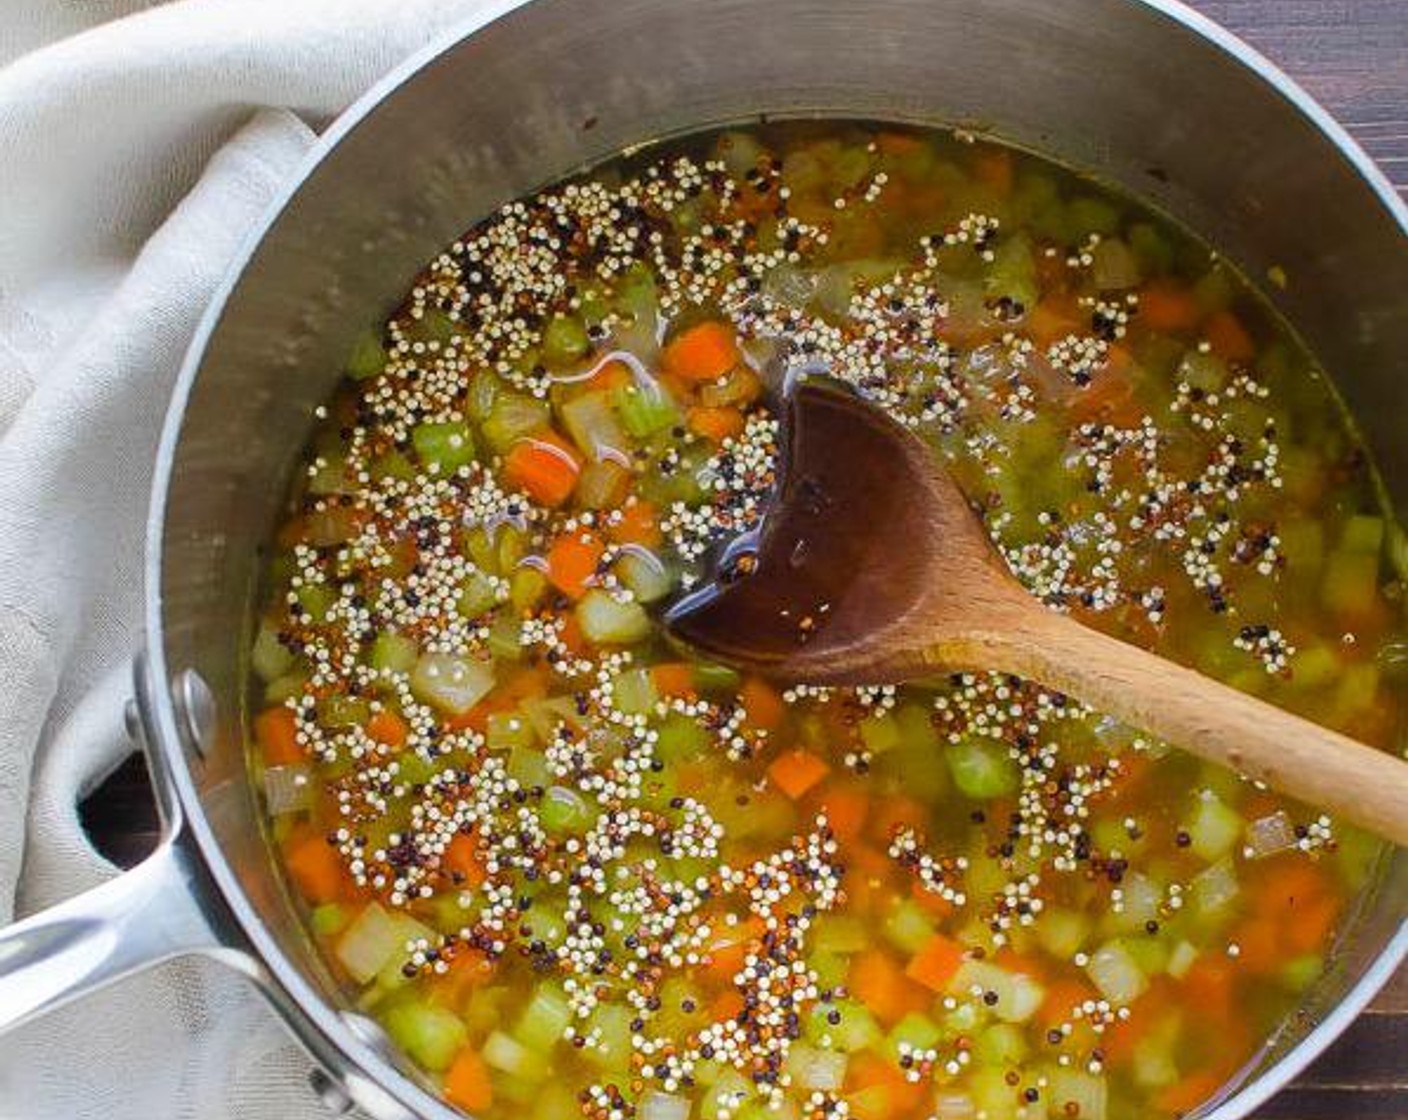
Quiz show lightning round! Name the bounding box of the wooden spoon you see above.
[666,378,1408,846]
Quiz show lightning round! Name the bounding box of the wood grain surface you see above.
[78,1,1408,1116]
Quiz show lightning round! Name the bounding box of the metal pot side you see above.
[4,1,1406,1118]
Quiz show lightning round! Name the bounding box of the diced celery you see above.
[946,737,1020,800]
[383,1002,467,1072]
[655,712,711,761]
[784,1043,847,1091]
[984,232,1038,309]
[1085,940,1149,1004]
[296,583,336,622]
[576,589,651,645]
[251,622,294,682]
[562,390,630,462]
[1128,222,1174,275]
[540,785,596,833]
[542,314,590,366]
[1132,1012,1181,1089]
[701,1070,751,1120]
[532,1083,581,1120]
[614,379,680,437]
[483,1028,548,1080]
[951,960,1046,1023]
[511,567,548,613]
[813,915,868,954]
[968,1067,1020,1120]
[1292,644,1340,689]
[487,710,536,753]
[942,1000,981,1034]
[859,713,901,755]
[883,899,936,955]
[508,745,550,789]
[583,1003,632,1070]
[616,548,674,604]
[1322,545,1381,621]
[413,421,476,474]
[311,902,349,937]
[805,1000,882,1052]
[811,950,849,990]
[895,702,939,752]
[320,695,370,728]
[1091,238,1141,290]
[483,392,551,451]
[885,1011,943,1058]
[346,331,387,380]
[1046,1067,1108,1120]
[1067,195,1121,237]
[371,450,415,482]
[975,1022,1028,1066]
[1281,953,1325,991]
[1036,908,1091,959]
[370,630,419,674]
[463,986,507,1038]
[577,459,631,509]
[1188,789,1242,862]
[487,615,525,661]
[694,662,742,693]
[266,670,308,705]
[514,983,572,1051]
[612,667,659,715]
[1123,934,1169,977]
[457,570,501,620]
[1166,940,1198,980]
[410,652,496,715]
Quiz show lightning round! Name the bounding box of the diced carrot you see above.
[1139,282,1202,332]
[504,430,582,507]
[1282,892,1341,955]
[688,405,746,443]
[868,794,928,843]
[446,698,499,734]
[710,988,745,1022]
[1180,958,1235,1022]
[973,148,1014,196]
[545,530,605,599]
[284,830,349,904]
[739,676,786,731]
[876,131,924,156]
[651,662,698,699]
[609,498,662,548]
[1101,978,1174,1064]
[1253,858,1332,912]
[1228,915,1282,974]
[1037,976,1102,1029]
[662,321,742,382]
[443,831,487,888]
[767,748,830,800]
[850,950,927,1024]
[1027,293,1084,349]
[907,879,955,920]
[428,947,497,1007]
[905,933,967,993]
[846,1051,926,1120]
[502,664,551,704]
[366,709,409,750]
[815,782,870,842]
[704,916,766,979]
[255,706,302,766]
[586,359,633,392]
[557,613,588,656]
[1204,310,1255,363]
[443,1047,494,1113]
[1155,1070,1225,1116]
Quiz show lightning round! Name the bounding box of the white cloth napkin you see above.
[0,3,490,1115]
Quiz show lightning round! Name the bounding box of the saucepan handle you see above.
[0,655,261,1037]
[0,839,233,1035]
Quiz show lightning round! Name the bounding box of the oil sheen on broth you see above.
[247,122,1403,1120]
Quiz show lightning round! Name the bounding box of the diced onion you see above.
[262,764,311,816]
[933,1094,976,1119]
[1246,811,1297,859]
[576,589,651,645]
[410,652,495,715]
[785,1044,847,1091]
[1048,1069,1108,1120]
[335,902,401,984]
[1191,859,1240,916]
[640,1090,691,1120]
[1085,940,1149,1005]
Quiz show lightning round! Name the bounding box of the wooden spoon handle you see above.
[950,607,1408,846]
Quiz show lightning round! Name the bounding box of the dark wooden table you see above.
[80,1,1408,1115]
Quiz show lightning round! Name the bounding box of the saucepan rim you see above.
[141,1,1408,1117]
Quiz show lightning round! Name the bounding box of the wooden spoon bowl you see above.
[667,379,1408,846]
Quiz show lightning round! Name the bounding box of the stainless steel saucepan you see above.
[1,1,1405,1117]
